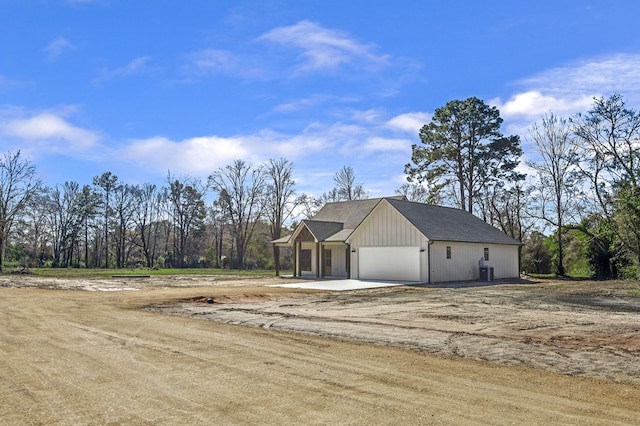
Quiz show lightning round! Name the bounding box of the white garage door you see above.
[358,246,421,282]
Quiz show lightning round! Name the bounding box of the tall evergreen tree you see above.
[405,97,521,214]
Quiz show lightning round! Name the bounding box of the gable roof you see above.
[273,196,520,246]
[300,220,344,242]
[385,198,521,245]
[312,197,402,228]
[273,197,399,245]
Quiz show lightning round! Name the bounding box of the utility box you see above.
[479,266,494,282]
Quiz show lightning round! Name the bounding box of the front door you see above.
[323,248,332,277]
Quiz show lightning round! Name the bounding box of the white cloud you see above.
[43,37,75,61]
[493,91,593,119]
[189,49,237,73]
[121,127,335,177]
[272,96,324,113]
[184,48,266,80]
[0,74,22,91]
[350,108,386,123]
[95,56,153,82]
[493,53,640,137]
[386,112,431,134]
[363,137,410,153]
[123,136,250,175]
[519,53,640,101]
[496,53,640,119]
[258,20,389,74]
[0,112,99,152]
[117,112,414,190]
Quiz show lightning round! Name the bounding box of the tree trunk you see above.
[0,235,5,273]
[556,204,565,276]
[273,245,280,276]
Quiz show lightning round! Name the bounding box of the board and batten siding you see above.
[299,242,317,277]
[323,243,348,277]
[348,200,430,282]
[429,241,519,282]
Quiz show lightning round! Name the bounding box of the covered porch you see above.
[273,220,352,279]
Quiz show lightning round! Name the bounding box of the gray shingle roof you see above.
[311,197,389,229]
[386,198,521,245]
[302,220,344,241]
[273,196,520,246]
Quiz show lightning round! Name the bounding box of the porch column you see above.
[346,245,351,278]
[316,242,320,278]
[293,241,302,277]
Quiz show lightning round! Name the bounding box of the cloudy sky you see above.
[2,0,640,198]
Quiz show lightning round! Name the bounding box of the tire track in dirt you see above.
[1,279,639,424]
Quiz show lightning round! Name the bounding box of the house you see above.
[273,197,521,283]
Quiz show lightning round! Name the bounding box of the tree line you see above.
[0,154,365,272]
[405,93,640,279]
[2,93,639,279]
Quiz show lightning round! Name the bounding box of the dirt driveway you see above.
[1,274,639,425]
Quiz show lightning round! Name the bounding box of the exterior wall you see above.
[322,243,348,278]
[429,241,519,282]
[297,242,348,278]
[348,200,430,282]
[300,242,317,277]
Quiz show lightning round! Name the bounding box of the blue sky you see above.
[2,0,640,198]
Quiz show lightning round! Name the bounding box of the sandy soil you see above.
[1,274,639,425]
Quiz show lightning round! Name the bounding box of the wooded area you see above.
[2,94,639,279]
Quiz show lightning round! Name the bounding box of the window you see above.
[446,246,452,259]
[484,247,490,262]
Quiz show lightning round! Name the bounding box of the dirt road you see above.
[0,275,639,425]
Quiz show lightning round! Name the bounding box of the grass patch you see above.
[527,273,592,280]
[8,268,276,279]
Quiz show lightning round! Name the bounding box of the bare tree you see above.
[166,175,207,268]
[265,158,297,275]
[206,199,227,268]
[209,160,266,269]
[334,165,368,201]
[0,151,41,271]
[93,172,118,268]
[296,193,323,219]
[573,94,640,270]
[21,191,51,267]
[111,184,137,268]
[131,183,162,268]
[528,113,581,276]
[45,182,84,267]
[482,180,534,242]
[321,166,368,203]
[77,185,99,268]
[395,182,442,204]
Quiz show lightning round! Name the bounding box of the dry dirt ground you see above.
[0,274,639,425]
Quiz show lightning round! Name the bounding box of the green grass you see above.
[7,267,277,279]
[526,273,592,280]
[526,273,557,279]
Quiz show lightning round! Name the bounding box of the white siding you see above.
[300,242,317,277]
[429,241,519,282]
[348,200,430,282]
[323,243,348,278]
